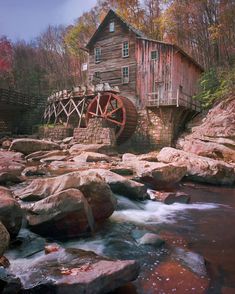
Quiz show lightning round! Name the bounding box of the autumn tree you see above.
[0,36,13,88]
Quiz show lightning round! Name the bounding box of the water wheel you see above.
[86,92,137,144]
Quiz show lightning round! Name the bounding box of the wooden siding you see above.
[88,17,137,104]
[136,39,174,108]
[172,51,202,110]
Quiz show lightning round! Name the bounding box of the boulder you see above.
[137,233,165,247]
[0,151,25,184]
[133,161,187,186]
[0,222,10,256]
[21,166,46,177]
[69,143,117,156]
[25,150,68,161]
[177,96,235,163]
[15,169,146,201]
[0,268,22,294]
[122,152,159,162]
[9,138,60,155]
[0,187,22,237]
[157,147,235,185]
[81,169,148,200]
[23,189,95,238]
[121,157,186,186]
[147,189,190,204]
[8,247,139,294]
[73,152,112,163]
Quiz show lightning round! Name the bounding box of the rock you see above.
[157,147,235,185]
[73,152,112,163]
[0,151,25,184]
[122,153,138,162]
[0,222,10,256]
[9,247,140,294]
[147,189,190,204]
[110,166,134,176]
[44,243,61,254]
[134,161,187,186]
[0,256,10,268]
[63,136,73,144]
[122,152,159,162]
[0,187,22,238]
[10,138,60,155]
[21,166,46,177]
[40,155,67,163]
[137,233,165,247]
[1,139,12,149]
[177,96,235,163]
[69,143,117,156]
[15,169,146,201]
[121,156,186,186]
[0,268,22,294]
[81,169,148,200]
[25,150,68,161]
[23,189,95,238]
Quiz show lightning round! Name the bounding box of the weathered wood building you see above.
[85,9,203,148]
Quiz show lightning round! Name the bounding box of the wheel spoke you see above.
[107,107,122,116]
[106,117,124,126]
[103,94,111,115]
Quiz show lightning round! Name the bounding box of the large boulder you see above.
[15,169,147,201]
[0,151,25,184]
[177,96,235,163]
[9,138,60,155]
[25,150,68,161]
[0,187,22,238]
[7,247,140,293]
[121,156,186,186]
[69,143,116,156]
[23,189,95,238]
[0,222,10,257]
[157,147,235,185]
[81,169,148,200]
[73,152,112,163]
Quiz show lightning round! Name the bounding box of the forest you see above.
[0,0,235,108]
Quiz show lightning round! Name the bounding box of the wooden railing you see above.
[146,89,201,112]
[0,88,38,107]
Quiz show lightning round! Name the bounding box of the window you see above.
[109,21,115,32]
[122,41,129,58]
[122,66,129,84]
[151,50,158,60]
[95,47,101,63]
[94,71,101,79]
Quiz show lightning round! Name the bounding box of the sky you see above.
[0,0,96,42]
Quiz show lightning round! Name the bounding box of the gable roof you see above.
[86,9,147,49]
[86,9,204,71]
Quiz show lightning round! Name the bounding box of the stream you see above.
[5,181,235,294]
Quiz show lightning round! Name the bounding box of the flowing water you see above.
[6,181,235,294]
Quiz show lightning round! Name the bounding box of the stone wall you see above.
[38,125,73,141]
[119,107,194,152]
[73,118,116,146]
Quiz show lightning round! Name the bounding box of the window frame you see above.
[122,41,129,58]
[151,50,158,60]
[122,66,129,84]
[109,21,115,32]
[94,47,101,63]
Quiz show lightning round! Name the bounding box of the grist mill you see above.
[6,9,203,150]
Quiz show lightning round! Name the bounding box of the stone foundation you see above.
[74,118,116,146]
[120,107,195,152]
[38,125,73,141]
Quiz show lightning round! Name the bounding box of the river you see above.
[6,180,235,294]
